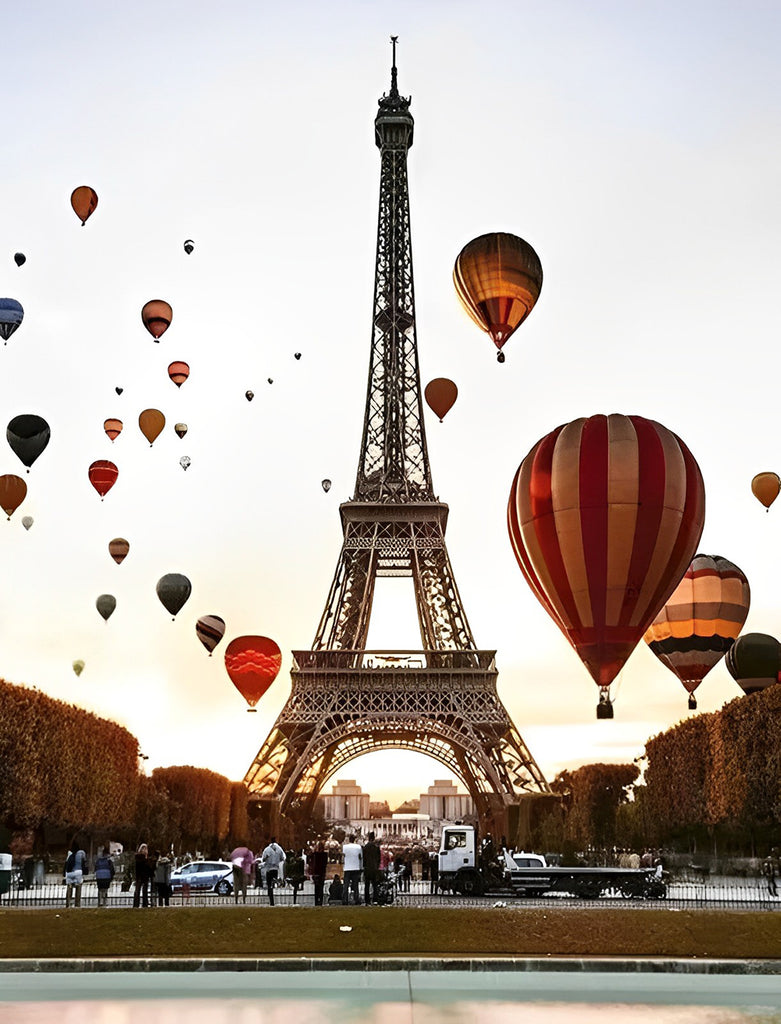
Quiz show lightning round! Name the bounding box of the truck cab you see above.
[439,825,476,877]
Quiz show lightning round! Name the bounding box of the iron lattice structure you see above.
[244,45,549,832]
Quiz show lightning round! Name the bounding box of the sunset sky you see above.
[3,1,781,809]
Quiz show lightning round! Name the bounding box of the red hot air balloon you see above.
[507,414,706,718]
[168,361,190,387]
[224,635,282,711]
[104,418,123,442]
[424,378,458,422]
[71,186,98,225]
[141,300,172,340]
[88,460,118,499]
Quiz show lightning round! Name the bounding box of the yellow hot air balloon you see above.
[72,660,85,677]
[751,472,780,511]
[453,232,542,362]
[139,409,165,446]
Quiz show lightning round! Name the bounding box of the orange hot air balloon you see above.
[453,232,542,361]
[0,474,27,519]
[70,186,98,225]
[507,414,706,718]
[104,418,123,442]
[751,472,780,511]
[424,378,458,422]
[141,300,172,340]
[168,361,190,387]
[139,409,165,446]
[224,635,282,711]
[88,460,118,499]
[644,554,750,710]
[108,537,130,564]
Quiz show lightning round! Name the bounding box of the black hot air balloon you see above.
[14,253,26,268]
[184,239,194,255]
[7,415,50,472]
[156,573,192,619]
[0,299,24,344]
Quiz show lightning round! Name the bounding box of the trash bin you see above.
[0,853,12,897]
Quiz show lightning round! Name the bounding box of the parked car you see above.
[169,860,233,896]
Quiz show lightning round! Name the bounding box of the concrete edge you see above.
[1,957,780,975]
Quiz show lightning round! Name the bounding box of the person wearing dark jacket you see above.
[94,847,115,908]
[133,843,152,908]
[327,873,344,904]
[363,833,381,906]
[310,841,328,906]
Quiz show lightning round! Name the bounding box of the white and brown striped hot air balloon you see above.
[644,554,750,710]
[507,413,706,718]
[195,615,226,656]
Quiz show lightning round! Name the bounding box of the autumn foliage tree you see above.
[551,762,640,852]
[151,766,233,854]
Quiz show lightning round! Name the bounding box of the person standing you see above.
[260,837,286,906]
[363,833,381,906]
[230,846,254,905]
[94,846,115,908]
[310,841,328,906]
[429,850,439,894]
[341,834,363,905]
[154,852,172,906]
[64,839,88,908]
[287,849,305,904]
[133,843,152,908]
[763,851,778,897]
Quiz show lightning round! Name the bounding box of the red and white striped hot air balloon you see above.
[507,413,706,718]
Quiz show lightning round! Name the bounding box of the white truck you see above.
[437,824,665,900]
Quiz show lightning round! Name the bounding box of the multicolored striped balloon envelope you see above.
[196,615,226,656]
[507,413,705,716]
[644,554,750,709]
[224,635,282,710]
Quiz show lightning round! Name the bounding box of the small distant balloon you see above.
[267,378,273,385]
[0,298,24,344]
[168,361,190,387]
[115,387,123,396]
[245,390,254,402]
[14,253,26,267]
[196,614,226,656]
[0,474,27,519]
[7,414,51,471]
[96,594,116,622]
[183,239,195,255]
[88,460,118,500]
[72,660,85,677]
[321,479,332,493]
[424,378,458,422]
[21,515,33,531]
[174,423,188,439]
[751,472,780,511]
[141,300,172,341]
[139,409,165,446]
[294,352,301,360]
[108,537,129,564]
[180,455,191,471]
[71,186,98,225]
[104,418,123,442]
[156,572,192,619]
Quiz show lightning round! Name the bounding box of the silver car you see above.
[169,860,233,896]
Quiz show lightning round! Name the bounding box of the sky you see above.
[3,0,781,810]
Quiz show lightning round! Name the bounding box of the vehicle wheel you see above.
[454,869,484,897]
[215,879,232,896]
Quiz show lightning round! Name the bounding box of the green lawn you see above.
[1,907,780,960]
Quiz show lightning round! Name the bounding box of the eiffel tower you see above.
[244,40,549,838]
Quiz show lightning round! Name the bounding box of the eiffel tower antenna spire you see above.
[244,49,549,840]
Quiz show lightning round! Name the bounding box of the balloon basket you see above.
[688,694,697,710]
[596,700,614,720]
[247,708,257,713]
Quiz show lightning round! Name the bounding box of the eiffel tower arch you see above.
[244,41,550,840]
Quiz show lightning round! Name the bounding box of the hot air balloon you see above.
[453,232,543,361]
[88,460,118,499]
[424,378,458,422]
[141,300,172,341]
[183,239,194,255]
[72,660,85,677]
[0,474,27,519]
[156,573,192,619]
[7,415,50,471]
[507,413,706,718]
[115,387,123,396]
[104,418,123,442]
[196,614,226,656]
[267,378,273,385]
[726,633,781,696]
[245,390,254,402]
[108,537,129,564]
[21,515,33,531]
[224,635,282,711]
[0,298,24,343]
[179,455,191,471]
[96,594,116,622]
[14,253,25,267]
[644,554,750,710]
[168,361,189,387]
[321,479,332,493]
[174,423,188,439]
[139,409,165,446]
[751,472,780,511]
[71,186,98,225]
[294,352,301,360]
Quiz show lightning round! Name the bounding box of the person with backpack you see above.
[94,847,115,908]
[64,839,88,908]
